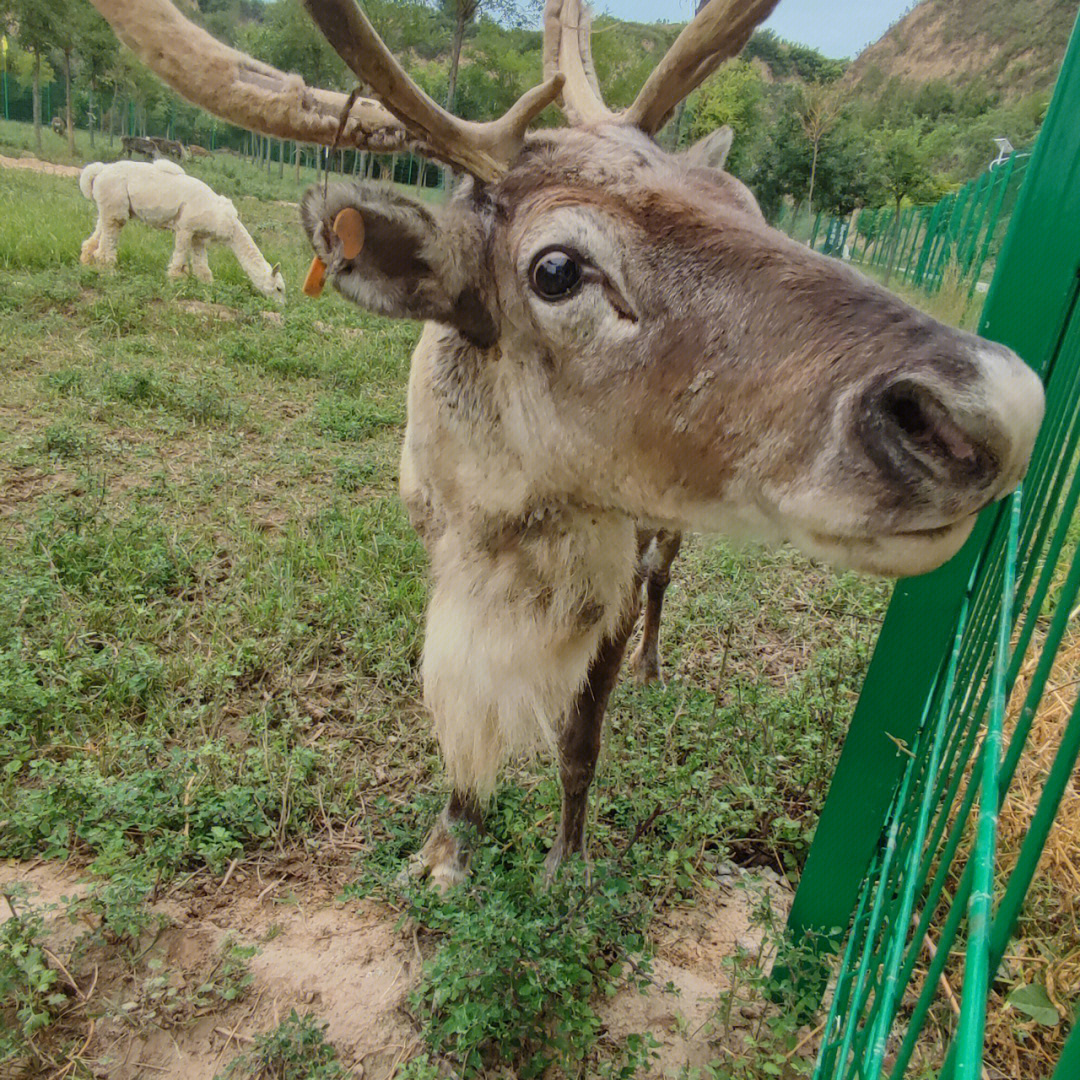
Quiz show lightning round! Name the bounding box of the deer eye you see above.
[529,249,582,300]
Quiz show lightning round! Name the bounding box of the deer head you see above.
[91,0,1043,578]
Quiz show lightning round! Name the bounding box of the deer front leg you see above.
[408,789,483,891]
[544,577,644,883]
[629,529,683,685]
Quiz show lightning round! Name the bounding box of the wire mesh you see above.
[808,293,1080,1080]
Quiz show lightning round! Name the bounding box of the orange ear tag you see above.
[302,208,365,298]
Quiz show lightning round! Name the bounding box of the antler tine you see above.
[625,0,781,135]
[89,0,410,152]
[302,0,562,181]
[543,0,613,126]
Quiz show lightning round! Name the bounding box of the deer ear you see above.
[681,125,734,171]
[300,183,497,348]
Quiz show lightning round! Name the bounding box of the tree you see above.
[73,0,119,149]
[47,0,82,156]
[689,58,764,173]
[796,80,848,220]
[439,1,527,113]
[876,126,931,282]
[3,0,55,152]
[747,96,813,224]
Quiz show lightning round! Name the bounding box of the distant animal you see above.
[50,117,65,136]
[186,144,212,158]
[78,159,286,304]
[120,135,158,160]
[150,136,186,161]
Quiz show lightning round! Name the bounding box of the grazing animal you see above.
[78,159,286,303]
[50,117,65,136]
[150,136,186,161]
[92,0,1044,888]
[120,134,158,160]
[186,144,212,158]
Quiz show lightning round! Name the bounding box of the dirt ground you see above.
[1,857,795,1079]
[0,154,83,178]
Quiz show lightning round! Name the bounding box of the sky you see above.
[596,1,916,60]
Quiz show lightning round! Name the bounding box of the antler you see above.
[624,0,782,134]
[89,0,563,182]
[543,0,611,126]
[90,0,779,180]
[301,0,563,181]
[88,0,409,151]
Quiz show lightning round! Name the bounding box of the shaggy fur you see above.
[78,160,285,303]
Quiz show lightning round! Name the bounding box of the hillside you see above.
[848,0,1075,100]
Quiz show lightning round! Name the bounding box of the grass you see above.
[0,151,897,1076]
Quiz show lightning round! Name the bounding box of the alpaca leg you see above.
[167,230,192,279]
[408,789,483,891]
[80,217,102,264]
[190,237,213,284]
[94,219,123,266]
[629,529,683,685]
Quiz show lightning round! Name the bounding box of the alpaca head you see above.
[265,263,286,305]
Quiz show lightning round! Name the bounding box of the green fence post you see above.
[893,207,918,278]
[913,199,946,286]
[969,153,1017,296]
[960,170,994,274]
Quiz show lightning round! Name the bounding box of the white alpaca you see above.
[78,160,286,304]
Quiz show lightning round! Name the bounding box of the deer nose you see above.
[865,345,1043,503]
[871,379,996,490]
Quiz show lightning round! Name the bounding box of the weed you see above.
[380,804,660,1079]
[0,887,70,1061]
[224,1010,349,1080]
[42,422,89,460]
[333,457,377,491]
[314,393,401,442]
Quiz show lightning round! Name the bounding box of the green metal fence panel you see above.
[785,9,1080,1079]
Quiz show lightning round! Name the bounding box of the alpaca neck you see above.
[225,219,273,293]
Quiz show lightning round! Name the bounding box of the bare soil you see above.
[0,154,82,178]
[1,857,794,1079]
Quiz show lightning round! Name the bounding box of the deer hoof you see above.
[628,645,661,686]
[397,814,470,892]
[542,836,591,889]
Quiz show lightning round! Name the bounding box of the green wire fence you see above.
[782,10,1080,1079]
[789,154,1032,305]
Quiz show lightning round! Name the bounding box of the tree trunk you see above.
[445,9,467,113]
[63,51,75,157]
[806,139,820,239]
[278,139,284,179]
[88,84,95,149]
[32,52,42,154]
[294,142,301,182]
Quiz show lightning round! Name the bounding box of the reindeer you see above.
[149,136,186,161]
[91,0,1044,889]
[120,134,158,160]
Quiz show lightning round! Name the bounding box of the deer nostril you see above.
[871,379,986,477]
[882,385,933,442]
